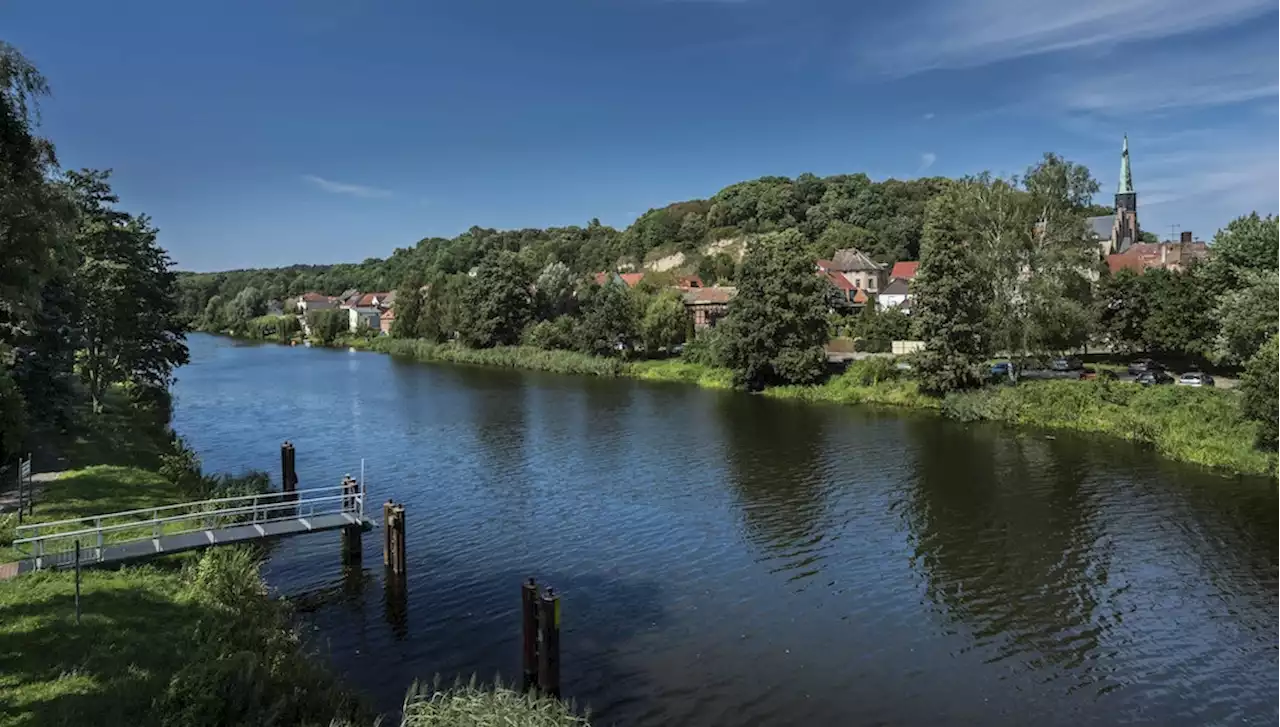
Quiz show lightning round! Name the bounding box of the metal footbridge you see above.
[8,484,369,575]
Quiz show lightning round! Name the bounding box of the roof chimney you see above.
[1180,230,1192,244]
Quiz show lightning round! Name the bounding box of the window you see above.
[868,277,877,291]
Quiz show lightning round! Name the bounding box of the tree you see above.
[1213,270,1279,366]
[534,261,577,319]
[642,290,689,352]
[462,250,533,348]
[225,286,265,327]
[1094,269,1149,353]
[718,229,829,389]
[1239,334,1277,450]
[913,184,989,395]
[697,253,738,285]
[1021,152,1100,212]
[305,309,345,345]
[576,280,640,356]
[390,274,424,339]
[68,170,188,412]
[1142,268,1215,358]
[1201,213,1279,294]
[853,305,911,353]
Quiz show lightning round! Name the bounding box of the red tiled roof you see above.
[890,261,919,280]
[356,292,390,307]
[852,289,868,304]
[823,270,855,291]
[681,286,736,305]
[593,272,610,285]
[301,292,330,302]
[619,273,646,288]
[676,275,704,289]
[1107,254,1146,274]
[815,259,836,271]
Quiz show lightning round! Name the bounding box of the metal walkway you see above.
[8,484,369,574]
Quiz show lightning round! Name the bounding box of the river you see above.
[171,333,1277,726]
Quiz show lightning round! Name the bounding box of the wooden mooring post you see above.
[383,502,406,575]
[341,476,362,563]
[521,578,539,691]
[280,441,298,497]
[521,580,562,698]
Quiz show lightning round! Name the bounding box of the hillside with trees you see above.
[175,175,951,330]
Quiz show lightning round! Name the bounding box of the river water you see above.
[171,334,1277,726]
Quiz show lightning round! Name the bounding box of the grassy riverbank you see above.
[347,335,1275,478]
[0,395,363,727]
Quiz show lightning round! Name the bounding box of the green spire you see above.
[1117,134,1134,195]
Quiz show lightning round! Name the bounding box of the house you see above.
[889,261,919,282]
[676,275,704,289]
[682,286,736,329]
[379,308,395,336]
[1106,233,1209,274]
[817,248,888,294]
[298,292,337,313]
[879,278,911,309]
[593,271,646,288]
[341,291,393,332]
[338,289,362,308]
[822,270,868,309]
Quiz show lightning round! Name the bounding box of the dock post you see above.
[382,500,394,566]
[521,578,539,692]
[384,563,409,639]
[341,477,362,563]
[384,504,407,575]
[536,587,561,698]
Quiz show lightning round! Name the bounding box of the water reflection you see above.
[715,396,831,575]
[383,570,409,641]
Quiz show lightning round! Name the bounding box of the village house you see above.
[1106,232,1209,274]
[682,286,735,329]
[297,292,337,313]
[379,308,395,336]
[339,291,395,333]
[817,248,889,294]
[593,271,647,288]
[879,261,919,310]
[821,270,868,310]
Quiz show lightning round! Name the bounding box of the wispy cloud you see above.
[918,152,937,173]
[922,112,935,120]
[856,0,1273,76]
[301,174,392,199]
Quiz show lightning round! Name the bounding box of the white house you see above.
[879,279,910,309]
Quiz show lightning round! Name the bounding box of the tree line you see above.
[177,175,950,330]
[0,43,187,461]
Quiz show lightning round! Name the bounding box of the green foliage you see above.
[717,230,829,389]
[522,316,579,351]
[534,261,578,319]
[66,170,189,412]
[0,367,27,461]
[391,274,424,339]
[1200,212,1279,294]
[1214,270,1279,365]
[1141,268,1216,358]
[913,183,988,395]
[628,359,734,388]
[1094,269,1149,353]
[641,289,689,352]
[681,324,732,367]
[305,308,346,345]
[696,252,738,285]
[575,280,640,357]
[397,678,589,727]
[362,337,629,377]
[851,305,911,353]
[845,356,901,386]
[1239,334,1278,450]
[463,250,534,348]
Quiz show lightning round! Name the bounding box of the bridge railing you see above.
[11,484,365,570]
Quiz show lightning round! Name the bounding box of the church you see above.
[1087,136,1140,257]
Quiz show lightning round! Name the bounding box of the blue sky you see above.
[6,0,1277,271]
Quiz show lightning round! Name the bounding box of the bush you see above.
[523,316,579,351]
[682,325,732,367]
[845,357,900,386]
[1239,333,1278,450]
[398,678,589,727]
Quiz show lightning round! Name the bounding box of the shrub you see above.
[1240,333,1278,450]
[523,316,579,351]
[398,678,589,727]
[845,357,900,386]
[682,325,732,367]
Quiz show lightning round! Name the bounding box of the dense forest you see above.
[175,173,950,323]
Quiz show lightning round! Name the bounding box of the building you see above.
[889,261,918,282]
[821,270,868,309]
[817,248,888,294]
[297,292,337,313]
[1106,231,1209,274]
[879,278,910,309]
[682,286,735,329]
[379,308,395,336]
[1086,136,1141,257]
[339,291,394,333]
[676,275,705,289]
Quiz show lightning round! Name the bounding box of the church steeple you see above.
[1118,134,1134,195]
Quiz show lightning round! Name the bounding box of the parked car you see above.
[990,361,1017,380]
[1178,371,1215,387]
[1136,370,1174,386]
[1050,356,1083,372]
[1079,367,1119,381]
[1127,358,1163,375]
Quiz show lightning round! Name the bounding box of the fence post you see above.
[536,587,561,698]
[521,578,539,692]
[96,518,103,560]
[387,504,406,575]
[74,540,82,626]
[25,452,32,516]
